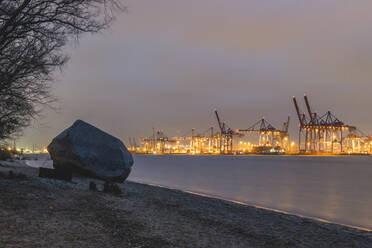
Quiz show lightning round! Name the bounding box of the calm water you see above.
[129,155,372,230]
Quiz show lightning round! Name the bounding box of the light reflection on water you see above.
[129,155,372,229]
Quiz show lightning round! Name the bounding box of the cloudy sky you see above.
[20,0,372,148]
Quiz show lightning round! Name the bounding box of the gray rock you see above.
[47,120,133,182]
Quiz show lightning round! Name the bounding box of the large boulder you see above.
[47,120,133,182]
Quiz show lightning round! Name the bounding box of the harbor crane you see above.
[214,109,238,154]
[281,116,290,135]
[239,116,290,151]
[238,117,277,146]
[280,116,291,150]
[292,94,356,153]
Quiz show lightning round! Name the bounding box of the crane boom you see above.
[214,109,224,133]
[292,96,304,127]
[283,115,290,133]
[304,94,315,124]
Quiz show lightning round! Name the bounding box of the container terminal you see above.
[128,94,372,155]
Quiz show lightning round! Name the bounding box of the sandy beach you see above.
[1,162,372,248]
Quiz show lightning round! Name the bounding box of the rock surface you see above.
[47,120,133,182]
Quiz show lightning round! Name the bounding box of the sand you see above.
[0,162,371,248]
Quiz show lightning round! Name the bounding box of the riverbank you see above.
[0,162,371,247]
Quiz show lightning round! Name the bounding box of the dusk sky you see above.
[21,0,372,148]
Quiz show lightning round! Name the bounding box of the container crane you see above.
[239,116,287,150]
[279,116,291,150]
[293,94,356,153]
[214,109,236,154]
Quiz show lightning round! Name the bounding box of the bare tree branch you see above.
[0,0,124,140]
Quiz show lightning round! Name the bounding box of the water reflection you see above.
[130,155,372,229]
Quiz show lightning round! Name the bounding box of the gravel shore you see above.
[0,163,372,248]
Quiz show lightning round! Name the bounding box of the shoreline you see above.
[132,180,372,233]
[1,162,372,247]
